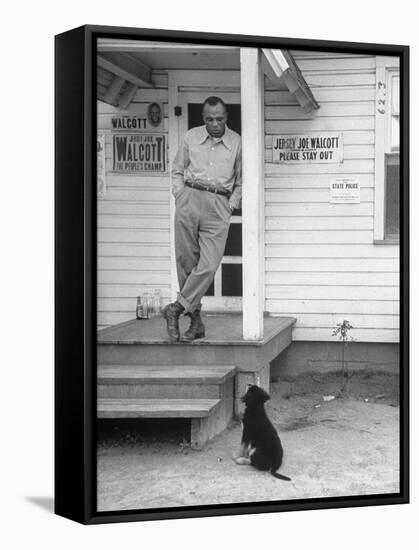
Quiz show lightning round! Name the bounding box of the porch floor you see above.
[97,313,295,346]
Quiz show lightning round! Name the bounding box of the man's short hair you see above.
[202,96,227,112]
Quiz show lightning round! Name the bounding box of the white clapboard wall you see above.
[97,71,170,329]
[264,51,399,343]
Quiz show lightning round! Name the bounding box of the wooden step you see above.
[97,398,220,419]
[97,364,236,385]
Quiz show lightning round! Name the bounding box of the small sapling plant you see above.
[332,319,354,395]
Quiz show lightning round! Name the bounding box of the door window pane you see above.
[224,223,242,256]
[204,280,215,296]
[221,264,242,296]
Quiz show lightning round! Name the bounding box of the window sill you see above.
[373,238,400,245]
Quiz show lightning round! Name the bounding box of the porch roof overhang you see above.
[96,40,319,113]
[261,49,320,113]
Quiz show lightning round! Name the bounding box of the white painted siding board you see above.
[265,188,373,203]
[266,258,397,272]
[98,244,170,257]
[291,328,399,343]
[98,202,167,216]
[266,118,375,133]
[99,229,169,243]
[266,244,398,258]
[97,284,170,298]
[266,204,373,217]
[292,314,399,330]
[265,102,374,119]
[266,232,372,245]
[98,271,170,285]
[265,87,376,104]
[267,299,398,315]
[265,272,397,286]
[266,286,398,301]
[98,215,169,230]
[266,217,374,231]
[98,258,169,271]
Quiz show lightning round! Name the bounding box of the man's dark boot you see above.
[162,301,184,342]
[181,310,205,342]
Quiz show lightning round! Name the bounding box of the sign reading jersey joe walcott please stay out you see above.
[272,133,343,163]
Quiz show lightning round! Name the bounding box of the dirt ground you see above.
[97,371,400,512]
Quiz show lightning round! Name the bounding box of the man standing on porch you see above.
[163,96,242,342]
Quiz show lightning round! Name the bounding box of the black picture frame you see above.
[55,24,409,525]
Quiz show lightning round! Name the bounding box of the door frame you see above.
[168,70,243,311]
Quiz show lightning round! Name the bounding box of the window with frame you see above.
[374,57,400,243]
[385,72,400,239]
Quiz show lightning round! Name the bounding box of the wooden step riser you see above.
[98,379,234,400]
[191,398,234,450]
[97,325,293,370]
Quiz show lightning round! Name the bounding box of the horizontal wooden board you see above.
[265,285,399,301]
[291,51,373,59]
[265,87,376,105]
[98,364,236,384]
[98,202,169,216]
[106,180,170,191]
[266,299,399,315]
[266,217,373,231]
[265,271,398,286]
[265,188,373,203]
[101,188,170,202]
[266,72,375,89]
[137,90,169,103]
[97,398,220,418]
[98,258,170,271]
[265,257,398,272]
[98,215,169,230]
[289,313,399,329]
[265,118,374,133]
[98,271,170,285]
[97,284,170,299]
[265,230,374,245]
[265,102,374,119]
[265,159,374,176]
[97,297,164,311]
[291,327,399,343]
[97,243,170,257]
[265,244,399,259]
[98,228,170,244]
[265,203,373,217]
[295,56,376,72]
[98,101,168,116]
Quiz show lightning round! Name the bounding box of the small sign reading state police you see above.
[113,134,166,173]
[330,178,360,203]
[272,133,343,163]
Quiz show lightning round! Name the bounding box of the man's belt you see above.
[185,180,230,197]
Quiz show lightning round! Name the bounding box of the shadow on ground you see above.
[97,371,400,512]
[25,497,54,514]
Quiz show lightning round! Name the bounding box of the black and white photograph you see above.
[93,33,406,514]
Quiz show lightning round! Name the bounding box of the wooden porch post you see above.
[240,48,265,340]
